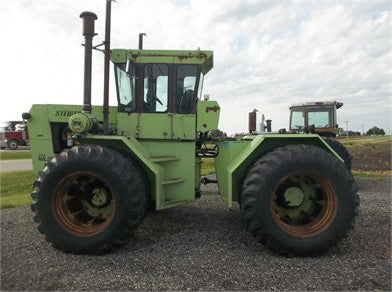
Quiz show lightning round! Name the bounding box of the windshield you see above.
[308,108,333,128]
[0,122,12,131]
[290,110,305,129]
[144,64,169,112]
[115,64,136,112]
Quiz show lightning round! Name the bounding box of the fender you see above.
[214,134,344,207]
[81,135,165,209]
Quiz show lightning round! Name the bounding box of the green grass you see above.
[0,151,31,160]
[0,170,35,208]
[338,136,391,148]
[352,170,391,179]
[201,158,215,175]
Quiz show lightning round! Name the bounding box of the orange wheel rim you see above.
[270,172,338,238]
[51,172,116,237]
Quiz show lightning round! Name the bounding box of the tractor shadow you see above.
[124,195,260,253]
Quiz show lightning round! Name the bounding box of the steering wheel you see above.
[152,96,163,105]
[144,96,163,112]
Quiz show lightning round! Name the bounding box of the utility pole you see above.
[345,121,349,139]
[361,124,364,136]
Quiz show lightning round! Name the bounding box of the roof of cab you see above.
[111,49,214,74]
[290,101,343,109]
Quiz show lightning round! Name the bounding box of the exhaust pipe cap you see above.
[80,11,97,19]
[80,11,98,36]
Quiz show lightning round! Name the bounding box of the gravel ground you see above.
[1,176,391,291]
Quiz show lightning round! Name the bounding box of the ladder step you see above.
[150,156,179,163]
[162,177,186,185]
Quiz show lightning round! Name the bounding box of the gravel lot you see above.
[1,176,391,291]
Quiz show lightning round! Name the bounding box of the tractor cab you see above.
[111,49,218,139]
[289,101,343,137]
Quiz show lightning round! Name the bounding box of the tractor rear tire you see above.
[324,137,352,169]
[7,139,19,150]
[31,145,146,254]
[240,144,359,256]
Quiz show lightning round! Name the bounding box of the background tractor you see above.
[279,101,352,169]
[25,2,358,256]
[288,101,343,137]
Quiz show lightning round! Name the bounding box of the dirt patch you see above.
[349,141,391,172]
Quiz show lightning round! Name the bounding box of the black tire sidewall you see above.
[37,149,143,251]
[324,137,352,169]
[7,139,18,150]
[243,145,356,254]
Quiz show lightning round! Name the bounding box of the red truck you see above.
[0,121,29,150]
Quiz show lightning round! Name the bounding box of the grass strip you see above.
[0,170,35,208]
[0,151,31,161]
[339,137,391,148]
[201,158,215,175]
[352,170,391,179]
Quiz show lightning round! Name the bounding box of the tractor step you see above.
[150,156,180,163]
[162,177,186,185]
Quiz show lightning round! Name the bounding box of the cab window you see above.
[308,109,333,128]
[176,65,198,113]
[290,110,305,129]
[115,64,136,112]
[144,64,168,112]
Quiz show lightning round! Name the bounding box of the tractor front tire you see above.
[7,139,19,150]
[31,145,146,254]
[240,144,359,256]
[324,137,352,169]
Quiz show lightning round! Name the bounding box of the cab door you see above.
[116,63,200,140]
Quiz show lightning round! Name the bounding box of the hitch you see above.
[201,177,217,185]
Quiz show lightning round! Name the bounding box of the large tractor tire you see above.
[240,144,359,256]
[31,145,146,254]
[7,139,19,150]
[324,137,352,169]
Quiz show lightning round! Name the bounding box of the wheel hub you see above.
[91,188,108,207]
[283,187,304,207]
[271,173,338,238]
[52,172,115,236]
[273,176,318,223]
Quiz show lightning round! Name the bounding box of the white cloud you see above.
[0,0,390,134]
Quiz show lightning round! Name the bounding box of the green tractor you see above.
[288,101,343,137]
[283,101,352,169]
[26,4,359,256]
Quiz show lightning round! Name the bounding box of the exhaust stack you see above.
[266,119,272,132]
[248,109,258,133]
[80,11,97,114]
[139,33,147,49]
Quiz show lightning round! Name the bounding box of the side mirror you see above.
[22,112,31,120]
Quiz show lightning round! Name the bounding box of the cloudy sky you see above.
[0,0,390,134]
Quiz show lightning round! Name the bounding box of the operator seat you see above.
[177,89,194,113]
